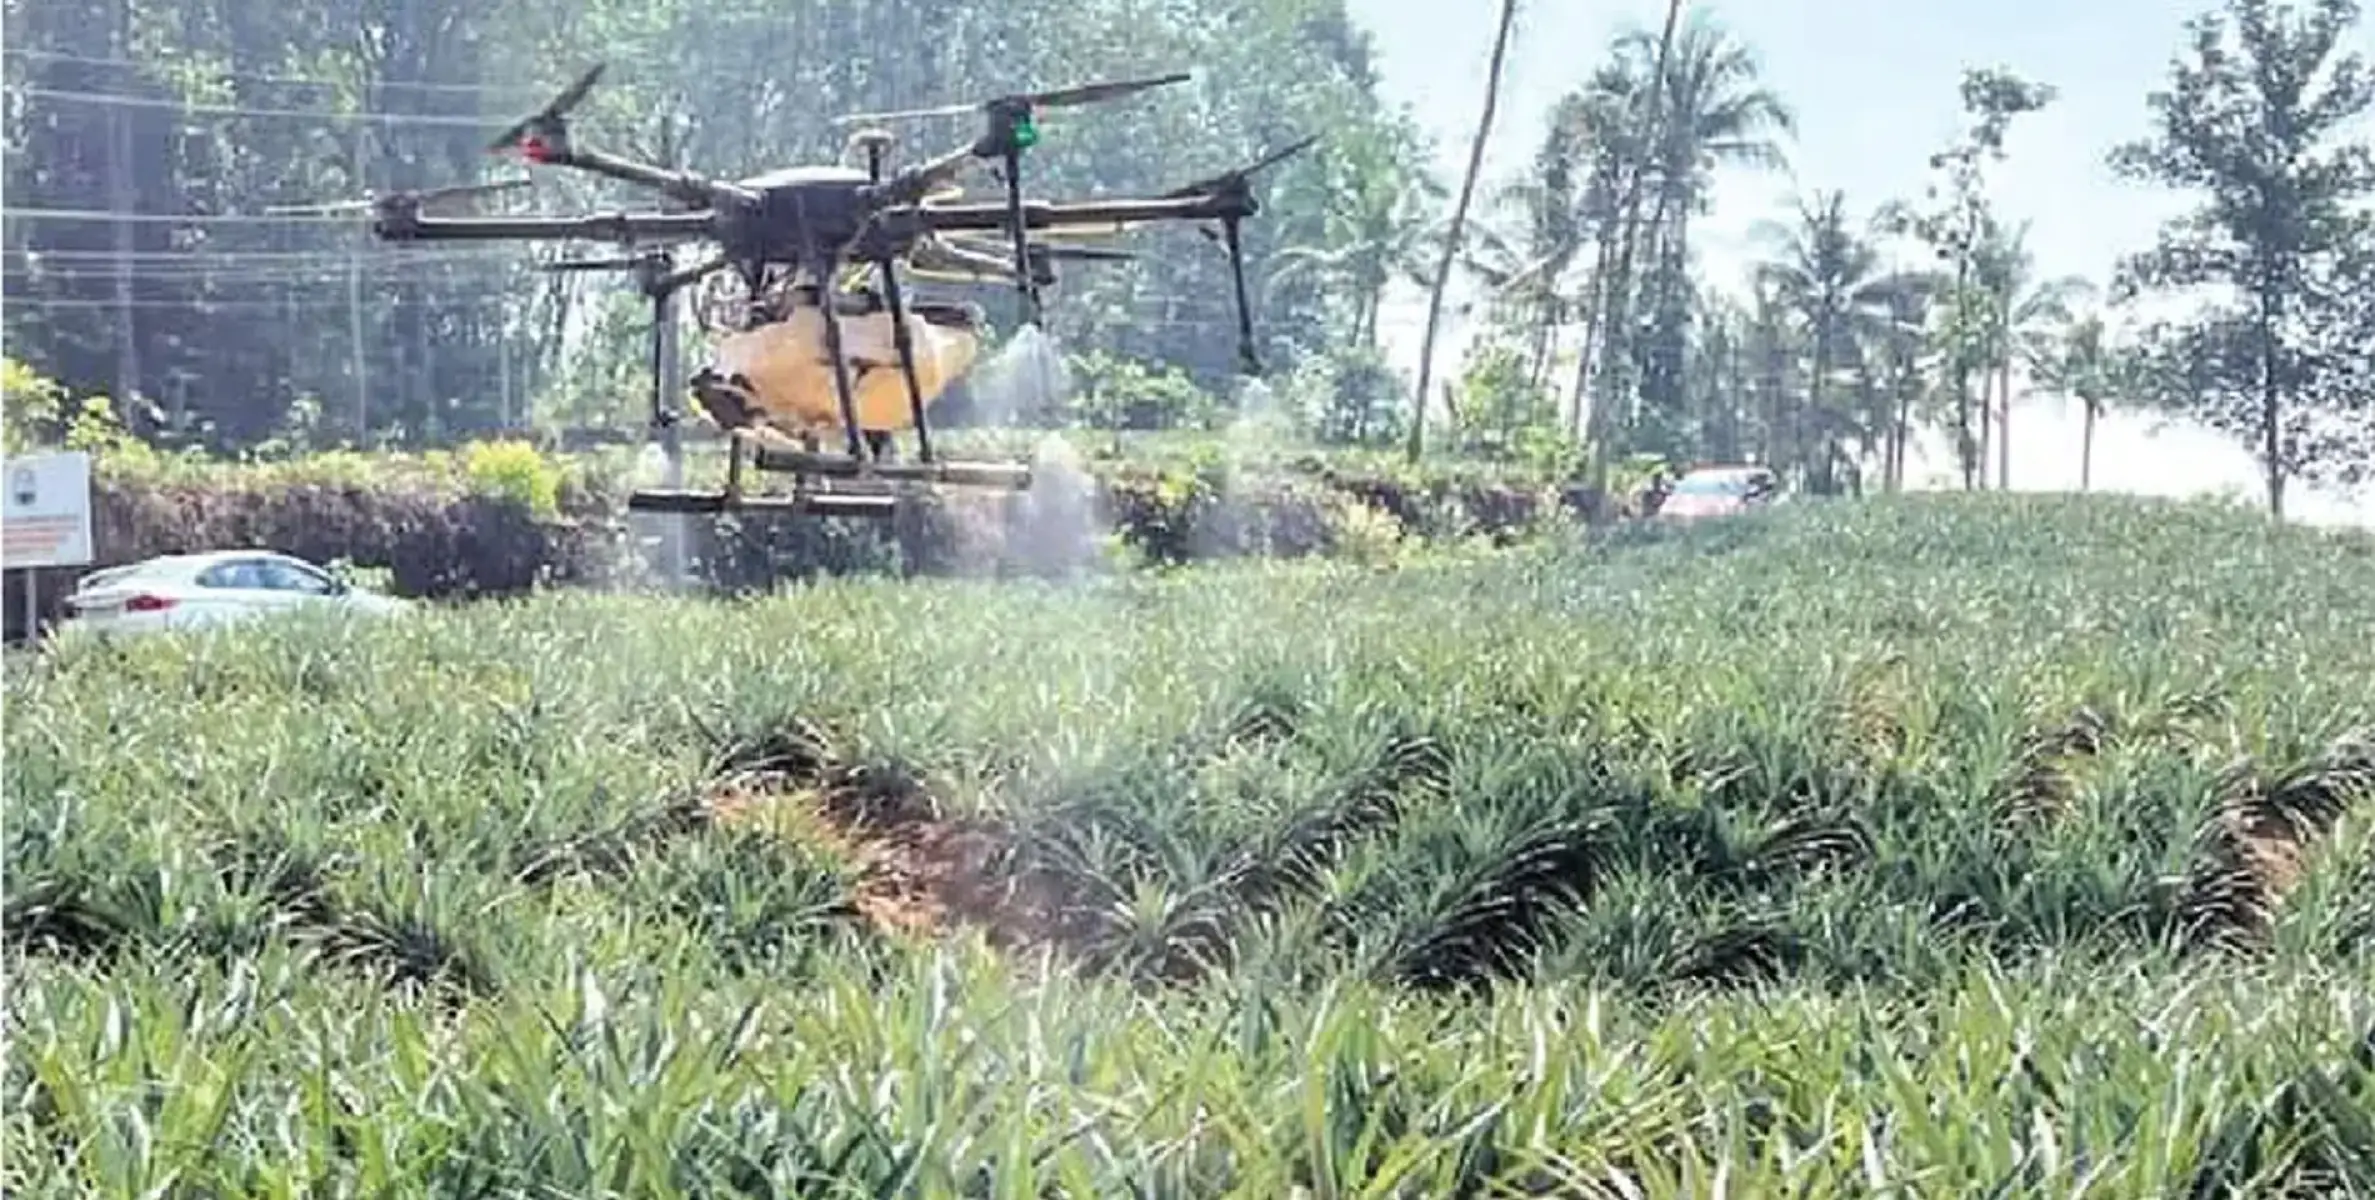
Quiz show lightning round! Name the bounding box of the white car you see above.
[60,550,409,636]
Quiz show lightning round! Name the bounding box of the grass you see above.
[6,491,2375,1197]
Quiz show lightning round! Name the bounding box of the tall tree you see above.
[1866,268,1943,491]
[1579,0,1685,489]
[1756,189,1895,493]
[1628,13,1794,447]
[1971,221,2092,489]
[2033,311,2134,491]
[1879,67,2058,490]
[1405,0,1520,462]
[2110,0,2375,519]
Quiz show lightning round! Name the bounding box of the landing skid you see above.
[624,430,1033,518]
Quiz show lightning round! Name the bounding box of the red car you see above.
[1654,465,1782,521]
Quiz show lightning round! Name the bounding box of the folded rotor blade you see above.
[1023,71,1193,109]
[1032,221,1142,241]
[831,70,1192,126]
[489,62,606,152]
[542,257,644,273]
[945,236,1135,263]
[1161,133,1321,198]
[263,176,533,216]
[908,235,1020,281]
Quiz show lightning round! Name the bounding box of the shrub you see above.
[461,439,564,521]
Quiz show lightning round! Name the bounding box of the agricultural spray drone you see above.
[326,63,1314,517]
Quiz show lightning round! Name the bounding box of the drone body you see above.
[347,63,1314,516]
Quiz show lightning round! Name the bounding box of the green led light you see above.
[1013,114,1039,150]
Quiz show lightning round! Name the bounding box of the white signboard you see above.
[3,450,95,570]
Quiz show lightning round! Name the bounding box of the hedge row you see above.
[5,459,1619,637]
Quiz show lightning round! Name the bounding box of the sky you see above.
[1342,0,2375,527]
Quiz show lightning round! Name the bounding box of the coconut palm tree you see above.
[1461,97,1593,391]
[1865,269,1945,490]
[1406,0,1522,462]
[1755,190,1898,492]
[1267,125,1448,351]
[1971,221,2093,489]
[1575,0,1686,486]
[2034,310,2137,491]
[1624,11,1795,429]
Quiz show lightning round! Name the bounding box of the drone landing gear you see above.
[622,196,1036,520]
[625,424,1034,518]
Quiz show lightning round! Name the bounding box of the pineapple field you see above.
[6,493,2374,1197]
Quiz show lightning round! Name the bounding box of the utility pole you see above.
[653,111,688,587]
[498,314,514,430]
[106,0,142,422]
[656,112,686,498]
[347,126,369,443]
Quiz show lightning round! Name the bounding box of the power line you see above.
[15,86,496,128]
[8,265,549,287]
[1,247,526,263]
[7,266,541,286]
[8,207,388,224]
[4,295,526,310]
[2,47,549,99]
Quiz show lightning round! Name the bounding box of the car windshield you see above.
[1673,473,1751,496]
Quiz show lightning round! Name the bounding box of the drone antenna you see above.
[847,127,896,177]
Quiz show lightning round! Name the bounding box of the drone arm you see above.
[916,194,1252,235]
[372,210,718,244]
[537,144,756,209]
[862,141,981,209]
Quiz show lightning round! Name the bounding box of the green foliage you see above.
[1450,338,1558,453]
[59,440,1605,603]
[8,495,2375,1192]
[2,357,163,471]
[461,439,565,521]
[2107,0,2375,517]
[1062,350,1221,438]
[1,356,72,455]
[1285,345,1410,447]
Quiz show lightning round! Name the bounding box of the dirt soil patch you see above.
[701,764,1109,955]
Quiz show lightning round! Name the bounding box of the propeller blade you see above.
[832,99,980,126]
[1161,133,1321,198]
[263,177,532,216]
[1022,71,1194,109]
[488,62,606,153]
[542,258,643,273]
[830,70,1192,126]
